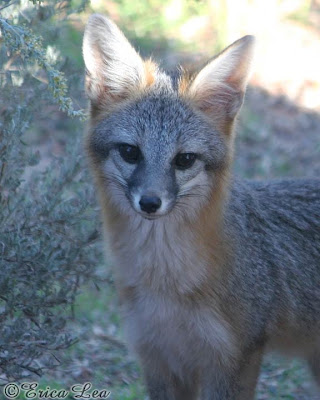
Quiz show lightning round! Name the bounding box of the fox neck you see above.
[101,171,231,296]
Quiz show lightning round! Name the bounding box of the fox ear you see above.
[186,36,255,133]
[83,14,148,111]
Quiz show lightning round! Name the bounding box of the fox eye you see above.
[175,153,197,170]
[119,144,140,164]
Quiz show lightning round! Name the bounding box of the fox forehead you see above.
[90,87,227,166]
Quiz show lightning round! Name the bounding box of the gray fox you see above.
[82,14,320,400]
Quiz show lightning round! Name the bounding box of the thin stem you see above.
[0,0,19,12]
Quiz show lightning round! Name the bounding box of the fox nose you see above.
[139,195,162,214]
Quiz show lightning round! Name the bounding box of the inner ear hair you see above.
[82,14,156,109]
[180,35,255,133]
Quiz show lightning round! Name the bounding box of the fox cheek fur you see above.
[86,83,229,221]
[83,13,320,400]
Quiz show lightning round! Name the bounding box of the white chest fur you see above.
[108,217,235,376]
[123,289,235,378]
[112,217,209,292]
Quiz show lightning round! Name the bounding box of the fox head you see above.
[83,15,254,222]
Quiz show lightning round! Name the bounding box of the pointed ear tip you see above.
[83,14,120,48]
[240,35,256,49]
[231,35,255,61]
[86,13,114,30]
[225,35,255,58]
[242,34,255,42]
[87,13,107,23]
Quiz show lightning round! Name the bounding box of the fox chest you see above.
[113,222,234,372]
[122,290,234,375]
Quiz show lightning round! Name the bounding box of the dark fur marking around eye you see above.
[88,134,108,160]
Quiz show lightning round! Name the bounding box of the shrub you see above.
[0,0,100,380]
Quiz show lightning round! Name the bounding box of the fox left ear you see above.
[185,36,255,134]
[83,14,153,115]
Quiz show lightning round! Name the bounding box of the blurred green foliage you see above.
[0,0,87,117]
[92,0,219,56]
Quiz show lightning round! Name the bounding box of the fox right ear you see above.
[183,35,255,135]
[83,14,148,111]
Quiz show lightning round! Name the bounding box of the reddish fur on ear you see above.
[178,70,193,95]
[144,59,157,87]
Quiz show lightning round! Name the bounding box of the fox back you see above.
[83,14,320,400]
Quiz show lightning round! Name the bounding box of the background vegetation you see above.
[0,0,319,399]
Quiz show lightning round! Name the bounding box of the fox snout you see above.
[139,195,162,214]
[132,189,173,219]
[127,162,178,219]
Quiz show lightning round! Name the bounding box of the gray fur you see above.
[227,179,320,346]
[83,15,320,399]
[89,88,227,218]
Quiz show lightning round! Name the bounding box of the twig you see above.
[0,1,19,12]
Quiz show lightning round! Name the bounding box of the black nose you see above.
[139,195,162,214]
